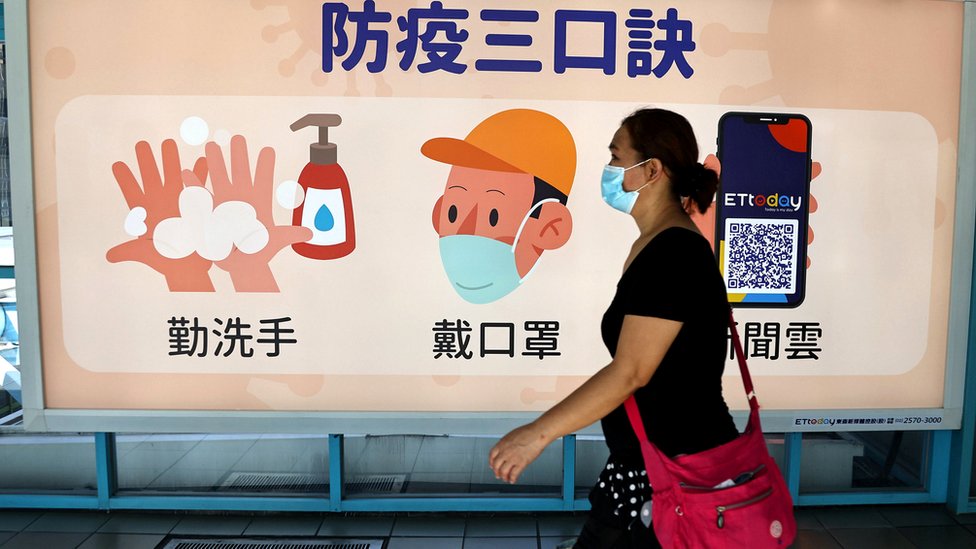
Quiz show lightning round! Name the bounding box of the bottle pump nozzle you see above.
[291,114,342,165]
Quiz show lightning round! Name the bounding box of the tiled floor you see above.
[0,505,975,548]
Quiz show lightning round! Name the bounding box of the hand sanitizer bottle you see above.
[290,114,355,260]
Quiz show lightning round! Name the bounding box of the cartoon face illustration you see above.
[422,109,577,304]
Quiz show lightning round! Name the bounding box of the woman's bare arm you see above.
[489,314,682,483]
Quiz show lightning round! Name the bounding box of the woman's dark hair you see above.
[621,108,719,214]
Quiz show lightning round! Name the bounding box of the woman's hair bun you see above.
[620,109,719,214]
[675,163,708,197]
[680,162,719,214]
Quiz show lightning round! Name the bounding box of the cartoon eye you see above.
[489,209,499,227]
[448,205,458,223]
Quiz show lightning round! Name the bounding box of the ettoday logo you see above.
[724,192,803,211]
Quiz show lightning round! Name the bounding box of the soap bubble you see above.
[123,207,148,237]
[153,187,271,261]
[180,116,210,146]
[276,180,305,209]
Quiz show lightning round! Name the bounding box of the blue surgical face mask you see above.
[601,159,652,214]
[438,199,558,304]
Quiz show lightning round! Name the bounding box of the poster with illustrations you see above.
[16,0,966,427]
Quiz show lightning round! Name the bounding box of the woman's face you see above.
[608,125,650,192]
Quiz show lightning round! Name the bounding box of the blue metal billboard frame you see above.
[948,0,976,516]
[0,0,969,514]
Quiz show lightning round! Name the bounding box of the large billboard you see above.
[10,0,971,432]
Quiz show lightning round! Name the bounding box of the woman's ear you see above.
[643,158,666,185]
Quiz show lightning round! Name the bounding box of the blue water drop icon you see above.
[314,204,335,231]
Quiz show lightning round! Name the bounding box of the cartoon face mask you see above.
[438,199,558,304]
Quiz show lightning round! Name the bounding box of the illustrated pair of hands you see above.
[107,136,312,292]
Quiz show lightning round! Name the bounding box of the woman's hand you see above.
[489,423,550,484]
[488,317,679,484]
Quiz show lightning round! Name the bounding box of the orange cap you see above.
[421,109,577,197]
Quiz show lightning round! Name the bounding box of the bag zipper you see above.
[716,488,773,529]
[678,464,767,491]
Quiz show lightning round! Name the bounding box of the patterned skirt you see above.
[587,456,653,530]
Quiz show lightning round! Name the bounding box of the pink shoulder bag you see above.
[624,308,796,548]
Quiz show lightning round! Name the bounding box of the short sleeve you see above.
[617,230,707,322]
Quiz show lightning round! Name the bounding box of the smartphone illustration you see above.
[715,112,812,308]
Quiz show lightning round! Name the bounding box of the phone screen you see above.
[715,112,812,308]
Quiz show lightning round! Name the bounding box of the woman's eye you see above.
[489,209,499,227]
[448,205,458,223]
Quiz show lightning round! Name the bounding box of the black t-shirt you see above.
[600,227,739,463]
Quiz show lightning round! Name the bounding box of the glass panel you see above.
[0,432,96,493]
[398,434,474,496]
[764,433,788,474]
[798,431,926,493]
[116,434,329,495]
[0,40,15,427]
[0,283,18,426]
[344,434,562,497]
[1,41,9,227]
[971,428,976,497]
[575,436,610,499]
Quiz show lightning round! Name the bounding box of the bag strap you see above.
[624,395,674,491]
[728,308,760,413]
[623,306,761,491]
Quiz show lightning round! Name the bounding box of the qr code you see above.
[723,218,799,294]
